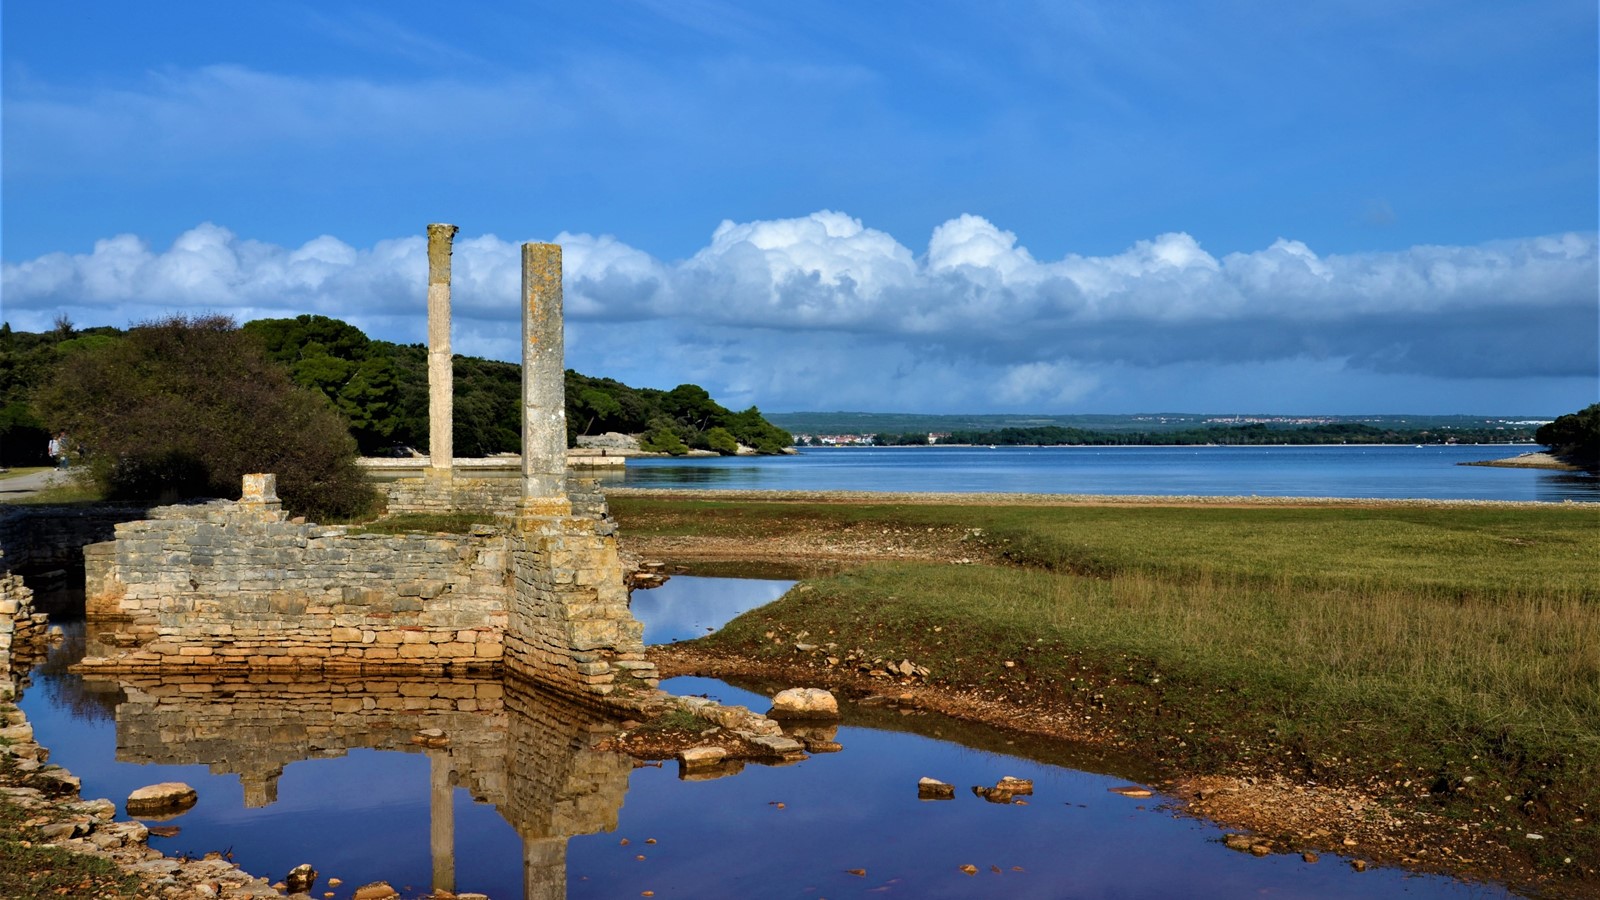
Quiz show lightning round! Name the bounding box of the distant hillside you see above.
[768,411,1543,446]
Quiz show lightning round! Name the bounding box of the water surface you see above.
[19,577,1510,899]
[615,445,1596,503]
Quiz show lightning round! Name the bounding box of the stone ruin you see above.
[75,226,660,704]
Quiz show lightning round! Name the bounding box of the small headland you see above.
[1460,451,1587,472]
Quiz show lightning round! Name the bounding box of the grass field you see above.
[611,496,1600,878]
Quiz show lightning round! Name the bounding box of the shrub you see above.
[34,315,376,520]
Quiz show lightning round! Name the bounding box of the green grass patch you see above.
[0,796,144,899]
[637,707,708,733]
[617,497,1600,870]
[612,497,1598,601]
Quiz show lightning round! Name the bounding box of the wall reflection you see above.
[83,672,630,899]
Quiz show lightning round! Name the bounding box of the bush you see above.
[705,426,739,455]
[640,426,689,456]
[34,315,377,520]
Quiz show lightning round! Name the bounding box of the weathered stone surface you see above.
[285,862,318,893]
[678,746,728,769]
[126,782,197,815]
[767,687,840,720]
[918,777,956,800]
[352,882,400,900]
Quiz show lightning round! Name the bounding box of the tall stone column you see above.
[518,243,570,517]
[427,223,460,473]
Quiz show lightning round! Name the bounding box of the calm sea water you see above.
[618,444,1599,503]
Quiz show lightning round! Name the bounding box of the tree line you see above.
[850,420,1544,447]
[0,315,791,517]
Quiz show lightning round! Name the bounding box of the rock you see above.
[960,864,978,875]
[677,746,728,769]
[352,883,400,900]
[996,776,1033,795]
[1223,834,1255,852]
[918,777,955,800]
[127,782,198,816]
[147,825,182,838]
[748,734,806,758]
[767,688,839,720]
[286,863,318,893]
[1108,785,1153,798]
[1302,851,1320,863]
[1350,859,1368,872]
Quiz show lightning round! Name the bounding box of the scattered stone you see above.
[353,883,400,900]
[767,688,839,719]
[972,776,1034,803]
[127,782,197,815]
[996,776,1033,795]
[286,863,318,893]
[846,868,866,877]
[1223,834,1255,852]
[677,746,728,769]
[919,778,956,800]
[960,864,979,875]
[747,734,806,758]
[147,824,182,838]
[1108,785,1153,798]
[1302,851,1320,863]
[1350,859,1368,872]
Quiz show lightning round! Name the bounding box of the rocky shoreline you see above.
[1459,451,1586,471]
[647,643,1560,897]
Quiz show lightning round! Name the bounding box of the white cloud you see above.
[4,212,1595,409]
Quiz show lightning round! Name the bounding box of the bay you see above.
[617,444,1598,503]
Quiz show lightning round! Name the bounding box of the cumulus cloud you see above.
[3,212,1595,409]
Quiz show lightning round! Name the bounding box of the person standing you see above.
[48,431,69,469]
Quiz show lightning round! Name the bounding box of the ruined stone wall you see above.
[0,567,49,701]
[503,514,656,703]
[382,474,518,516]
[380,472,612,521]
[78,497,508,674]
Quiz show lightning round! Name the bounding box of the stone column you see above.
[430,752,455,894]
[518,243,570,518]
[427,223,460,473]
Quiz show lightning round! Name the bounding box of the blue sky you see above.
[3,1,1596,415]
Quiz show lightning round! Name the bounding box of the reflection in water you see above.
[86,667,627,900]
[25,596,1515,899]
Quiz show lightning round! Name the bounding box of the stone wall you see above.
[503,512,656,703]
[0,567,50,701]
[77,487,508,675]
[379,471,611,520]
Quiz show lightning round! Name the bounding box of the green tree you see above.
[35,315,376,520]
[704,426,739,455]
[1536,403,1600,469]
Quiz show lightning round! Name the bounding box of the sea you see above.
[616,444,1599,503]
